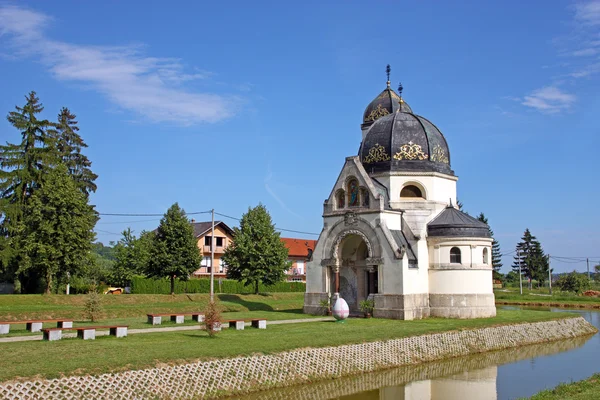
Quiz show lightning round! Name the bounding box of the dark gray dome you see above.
[359,109,453,175]
[362,84,413,128]
[428,206,491,238]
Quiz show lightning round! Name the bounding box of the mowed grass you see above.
[525,373,600,400]
[495,288,600,308]
[0,292,306,320]
[0,292,317,337]
[0,309,579,382]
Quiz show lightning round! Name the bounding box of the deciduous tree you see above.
[222,204,290,294]
[146,203,200,295]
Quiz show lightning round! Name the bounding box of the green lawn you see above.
[0,292,306,320]
[525,374,600,400]
[0,309,579,382]
[495,289,600,308]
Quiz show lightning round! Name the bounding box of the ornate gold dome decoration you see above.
[364,104,390,122]
[430,144,449,164]
[363,143,391,164]
[393,141,429,161]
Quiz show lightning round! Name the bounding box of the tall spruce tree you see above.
[49,108,97,196]
[146,203,200,295]
[477,213,503,277]
[512,228,549,288]
[23,164,98,293]
[222,204,290,294]
[0,92,54,290]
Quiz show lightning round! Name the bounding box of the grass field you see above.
[0,309,578,382]
[495,288,600,308]
[525,374,600,400]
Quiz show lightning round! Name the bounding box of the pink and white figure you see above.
[332,297,349,321]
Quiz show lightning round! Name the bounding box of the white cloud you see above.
[575,1,600,26]
[0,5,238,125]
[521,86,576,113]
[572,47,599,56]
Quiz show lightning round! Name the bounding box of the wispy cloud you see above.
[0,5,239,125]
[511,1,599,114]
[264,170,302,218]
[575,0,600,26]
[521,86,576,113]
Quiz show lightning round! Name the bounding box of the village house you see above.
[190,220,316,282]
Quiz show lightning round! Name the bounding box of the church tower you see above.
[304,67,496,320]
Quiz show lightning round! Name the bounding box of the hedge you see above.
[130,276,306,294]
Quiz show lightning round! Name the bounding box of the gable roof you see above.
[281,237,317,258]
[191,221,234,238]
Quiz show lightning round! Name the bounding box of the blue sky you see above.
[1,1,599,274]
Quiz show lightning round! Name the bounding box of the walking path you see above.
[0,317,335,343]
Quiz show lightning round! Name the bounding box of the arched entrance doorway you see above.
[333,233,378,312]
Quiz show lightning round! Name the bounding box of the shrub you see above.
[83,288,103,322]
[204,301,221,338]
[555,271,591,294]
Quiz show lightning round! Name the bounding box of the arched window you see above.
[450,247,462,264]
[337,190,345,209]
[348,179,359,207]
[361,188,369,207]
[483,248,489,264]
[400,185,423,198]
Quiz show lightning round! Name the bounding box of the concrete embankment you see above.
[0,317,596,399]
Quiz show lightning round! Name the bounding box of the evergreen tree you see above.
[477,213,503,277]
[0,92,54,290]
[512,228,549,288]
[222,204,290,294]
[22,164,98,293]
[146,203,200,295]
[111,228,154,287]
[49,108,97,195]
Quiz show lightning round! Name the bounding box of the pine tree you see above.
[146,203,200,295]
[49,108,97,196]
[512,228,549,288]
[222,204,290,294]
[23,164,98,293]
[477,213,503,276]
[0,92,54,290]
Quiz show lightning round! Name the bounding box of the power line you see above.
[97,218,160,225]
[99,210,212,217]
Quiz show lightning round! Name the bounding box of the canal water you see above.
[234,308,600,400]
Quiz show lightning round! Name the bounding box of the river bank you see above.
[525,373,600,400]
[0,316,595,399]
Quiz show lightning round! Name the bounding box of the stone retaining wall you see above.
[0,317,595,400]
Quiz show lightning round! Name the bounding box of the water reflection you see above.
[232,333,591,400]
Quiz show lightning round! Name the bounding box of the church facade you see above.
[304,75,496,320]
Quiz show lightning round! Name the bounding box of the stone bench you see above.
[0,319,73,334]
[146,313,204,325]
[43,326,128,341]
[221,318,267,331]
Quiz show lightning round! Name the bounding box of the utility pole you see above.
[548,255,552,295]
[587,258,590,281]
[518,248,523,295]
[210,209,215,303]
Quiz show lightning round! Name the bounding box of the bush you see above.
[203,301,222,338]
[83,288,103,322]
[555,271,591,294]
[130,277,306,294]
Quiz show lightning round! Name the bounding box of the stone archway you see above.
[336,233,370,311]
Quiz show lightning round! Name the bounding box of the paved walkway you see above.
[0,317,335,343]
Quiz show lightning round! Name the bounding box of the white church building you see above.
[304,73,496,320]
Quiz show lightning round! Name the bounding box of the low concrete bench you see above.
[146,313,204,325]
[43,325,128,341]
[221,318,267,331]
[0,319,73,334]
